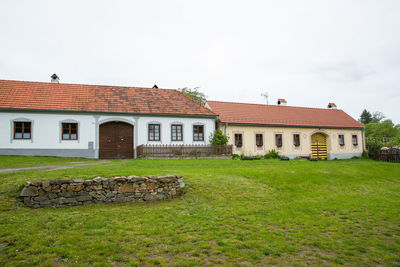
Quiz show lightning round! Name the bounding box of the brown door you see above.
[99,122,134,159]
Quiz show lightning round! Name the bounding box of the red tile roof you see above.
[0,80,216,117]
[207,101,364,129]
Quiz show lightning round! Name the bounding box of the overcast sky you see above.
[1,0,399,123]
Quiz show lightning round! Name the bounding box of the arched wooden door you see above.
[311,133,327,160]
[99,122,134,159]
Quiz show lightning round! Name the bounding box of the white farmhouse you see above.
[0,78,217,159]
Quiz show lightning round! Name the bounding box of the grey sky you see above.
[1,0,399,123]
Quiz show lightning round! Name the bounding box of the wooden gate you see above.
[99,122,134,159]
[311,133,327,160]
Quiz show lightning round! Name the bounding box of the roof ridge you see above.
[207,100,341,112]
[0,79,216,116]
[0,78,177,91]
[207,100,364,128]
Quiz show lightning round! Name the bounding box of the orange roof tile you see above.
[0,80,216,117]
[207,101,364,129]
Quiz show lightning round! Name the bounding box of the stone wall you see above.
[19,175,185,208]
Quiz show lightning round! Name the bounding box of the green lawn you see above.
[0,158,399,266]
[0,156,94,169]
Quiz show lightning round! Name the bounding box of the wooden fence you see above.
[136,144,233,159]
[375,148,400,163]
[377,153,400,163]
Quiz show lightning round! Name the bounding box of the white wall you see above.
[0,111,216,158]
[97,114,215,146]
[0,112,96,149]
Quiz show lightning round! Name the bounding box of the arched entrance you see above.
[311,133,328,160]
[99,122,134,159]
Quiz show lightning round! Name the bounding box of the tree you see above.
[178,87,207,105]
[209,129,229,145]
[359,109,372,124]
[371,111,385,123]
[365,119,400,138]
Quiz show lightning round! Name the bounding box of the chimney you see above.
[51,73,59,83]
[277,98,287,106]
[328,102,337,110]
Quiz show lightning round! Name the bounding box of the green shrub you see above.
[362,150,369,159]
[232,154,240,160]
[209,129,229,145]
[294,156,302,160]
[366,140,382,159]
[264,149,279,159]
[253,155,263,160]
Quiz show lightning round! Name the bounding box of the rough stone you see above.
[118,183,136,193]
[58,192,74,198]
[20,175,184,208]
[50,179,72,185]
[74,185,84,192]
[77,195,92,202]
[20,186,38,197]
[83,180,93,185]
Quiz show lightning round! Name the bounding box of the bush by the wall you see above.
[209,129,229,145]
[264,150,279,159]
[232,154,240,160]
[366,140,382,159]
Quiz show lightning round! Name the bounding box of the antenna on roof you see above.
[261,92,269,105]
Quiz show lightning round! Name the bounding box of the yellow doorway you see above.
[311,133,327,160]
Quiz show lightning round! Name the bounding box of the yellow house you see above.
[207,100,365,160]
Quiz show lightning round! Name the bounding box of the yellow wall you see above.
[222,125,364,159]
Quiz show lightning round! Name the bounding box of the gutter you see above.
[362,128,366,151]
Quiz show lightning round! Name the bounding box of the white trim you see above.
[99,117,135,126]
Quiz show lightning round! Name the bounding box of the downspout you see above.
[362,128,366,151]
[224,122,228,135]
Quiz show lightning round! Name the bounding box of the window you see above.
[193,125,204,141]
[235,134,243,147]
[352,135,358,146]
[275,134,282,147]
[14,121,31,139]
[256,134,263,147]
[171,124,183,141]
[148,124,160,141]
[339,135,345,146]
[293,134,300,147]
[62,123,78,140]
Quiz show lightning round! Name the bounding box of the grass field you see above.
[0,156,93,169]
[0,157,399,266]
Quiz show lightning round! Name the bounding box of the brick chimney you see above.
[277,98,287,106]
[51,74,59,83]
[328,102,337,110]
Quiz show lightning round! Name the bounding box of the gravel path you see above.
[0,160,111,174]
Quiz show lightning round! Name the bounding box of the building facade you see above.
[0,80,216,159]
[207,100,365,160]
